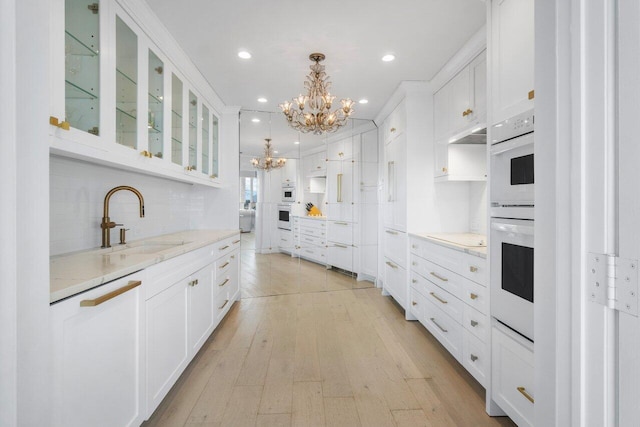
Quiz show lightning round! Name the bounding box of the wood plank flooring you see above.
[144,291,515,426]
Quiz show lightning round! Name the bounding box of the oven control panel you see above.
[491,109,535,144]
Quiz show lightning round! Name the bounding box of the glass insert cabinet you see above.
[49,0,221,185]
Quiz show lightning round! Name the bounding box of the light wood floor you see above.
[143,287,516,426]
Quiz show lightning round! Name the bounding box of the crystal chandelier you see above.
[280,53,355,135]
[251,138,286,172]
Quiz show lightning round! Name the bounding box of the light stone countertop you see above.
[293,215,327,220]
[50,229,240,304]
[410,232,487,259]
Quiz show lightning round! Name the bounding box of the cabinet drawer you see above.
[327,243,353,272]
[300,225,326,239]
[327,220,354,245]
[492,325,535,427]
[214,288,234,322]
[463,305,489,343]
[422,297,462,362]
[215,234,241,259]
[215,251,234,276]
[384,257,407,309]
[419,271,464,326]
[410,237,486,286]
[408,286,425,320]
[299,246,326,263]
[411,254,463,301]
[462,330,488,387]
[461,255,486,286]
[299,233,325,247]
[384,228,407,268]
[461,279,488,314]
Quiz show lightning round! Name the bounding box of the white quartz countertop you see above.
[50,229,240,304]
[411,232,487,258]
[293,215,327,220]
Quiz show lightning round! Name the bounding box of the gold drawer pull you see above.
[441,167,448,173]
[219,278,230,287]
[232,239,240,244]
[469,266,478,273]
[218,299,229,310]
[80,280,141,307]
[412,301,417,306]
[385,261,398,269]
[470,293,479,300]
[470,320,479,327]
[334,221,349,225]
[333,243,348,248]
[219,261,230,269]
[185,165,195,171]
[470,354,478,362]
[462,109,473,117]
[517,386,535,404]
[209,174,218,179]
[385,230,398,235]
[430,272,448,282]
[49,116,70,130]
[219,245,230,251]
[430,292,448,305]
[430,317,448,333]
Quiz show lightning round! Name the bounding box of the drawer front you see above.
[215,252,234,276]
[461,257,487,286]
[411,237,486,286]
[299,233,325,247]
[214,288,234,322]
[299,246,326,264]
[298,219,326,230]
[411,254,463,301]
[492,326,535,427]
[384,258,407,309]
[327,220,354,245]
[409,286,425,320]
[462,330,488,387]
[300,225,326,239]
[384,228,407,268]
[145,244,213,299]
[422,298,462,362]
[215,234,241,258]
[327,243,353,272]
[463,305,489,343]
[461,279,488,314]
[419,272,463,325]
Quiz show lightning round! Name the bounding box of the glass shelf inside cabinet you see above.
[115,16,137,149]
[188,91,197,170]
[65,0,100,135]
[171,74,183,165]
[201,104,210,175]
[148,50,164,158]
[211,115,219,178]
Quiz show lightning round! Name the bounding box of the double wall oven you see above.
[490,109,535,341]
[277,204,292,231]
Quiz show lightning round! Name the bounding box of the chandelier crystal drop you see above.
[280,53,354,135]
[251,138,286,172]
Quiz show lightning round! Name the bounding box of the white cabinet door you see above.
[146,278,189,415]
[188,262,215,355]
[51,273,145,427]
[470,52,487,124]
[433,85,450,142]
[326,159,354,221]
[281,158,297,184]
[490,0,535,124]
[327,136,354,161]
[449,66,471,133]
[383,132,406,231]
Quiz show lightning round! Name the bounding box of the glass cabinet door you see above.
[202,105,210,175]
[65,0,100,134]
[148,50,164,158]
[211,114,219,178]
[171,74,183,165]
[188,91,198,170]
[115,16,137,148]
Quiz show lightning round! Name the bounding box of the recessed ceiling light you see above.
[382,54,396,62]
[358,99,369,104]
[293,141,300,145]
[251,118,260,123]
[238,51,252,59]
[257,97,268,103]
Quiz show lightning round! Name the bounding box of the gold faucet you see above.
[101,186,145,248]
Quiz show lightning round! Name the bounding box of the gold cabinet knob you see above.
[442,167,448,173]
[470,293,479,300]
[209,174,217,179]
[49,116,70,130]
[390,127,396,133]
[528,90,535,100]
[185,165,196,171]
[462,109,473,117]
[469,266,478,273]
[140,150,153,158]
[412,301,417,306]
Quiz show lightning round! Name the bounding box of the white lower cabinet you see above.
[383,257,407,309]
[51,272,145,427]
[491,324,534,427]
[296,217,327,265]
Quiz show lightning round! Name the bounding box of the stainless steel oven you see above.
[490,217,534,341]
[277,204,292,230]
[490,109,534,211]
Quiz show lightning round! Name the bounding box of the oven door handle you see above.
[491,221,534,236]
[490,132,534,155]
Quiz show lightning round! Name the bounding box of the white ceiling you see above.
[144,0,486,156]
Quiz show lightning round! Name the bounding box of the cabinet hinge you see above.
[87,3,99,14]
[588,253,638,316]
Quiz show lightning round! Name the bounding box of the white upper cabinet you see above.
[49,0,224,187]
[490,0,535,124]
[281,158,297,184]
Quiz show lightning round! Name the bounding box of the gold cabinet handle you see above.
[462,108,473,117]
[517,387,535,404]
[80,280,141,307]
[430,291,448,304]
[385,230,398,235]
[334,221,349,225]
[412,301,417,306]
[219,261,230,269]
[333,243,348,249]
[219,245,230,251]
[470,320,479,327]
[49,116,70,130]
[430,317,448,333]
[470,293,479,300]
[441,167,448,173]
[469,266,478,273]
[430,272,448,282]
[385,261,398,269]
[528,90,535,100]
[140,150,153,158]
[470,354,478,362]
[218,278,230,287]
[188,279,199,287]
[337,173,343,203]
[218,299,229,310]
[185,165,196,171]
[232,239,241,244]
[338,151,344,157]
[209,174,218,179]
[390,127,396,133]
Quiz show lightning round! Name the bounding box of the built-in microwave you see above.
[277,204,292,230]
[282,183,296,203]
[490,217,534,341]
[490,109,534,210]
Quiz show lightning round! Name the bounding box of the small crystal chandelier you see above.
[251,138,286,172]
[280,53,355,135]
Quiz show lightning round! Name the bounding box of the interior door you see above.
[617,0,640,423]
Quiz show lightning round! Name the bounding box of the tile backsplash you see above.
[50,156,233,256]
